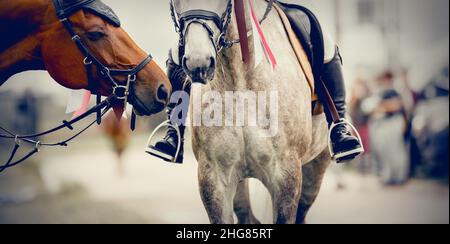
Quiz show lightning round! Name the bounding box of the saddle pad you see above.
[270,3,323,115]
[271,3,317,101]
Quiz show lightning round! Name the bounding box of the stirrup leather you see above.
[145,120,182,163]
[328,119,365,161]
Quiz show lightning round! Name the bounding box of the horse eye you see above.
[86,31,106,41]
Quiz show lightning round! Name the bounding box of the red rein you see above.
[234,0,277,69]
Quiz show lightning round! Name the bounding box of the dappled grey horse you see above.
[169,0,331,224]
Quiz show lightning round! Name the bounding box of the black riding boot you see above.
[320,48,364,163]
[146,55,189,164]
[148,102,187,164]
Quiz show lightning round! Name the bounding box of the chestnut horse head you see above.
[0,0,171,116]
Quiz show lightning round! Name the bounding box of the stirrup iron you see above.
[328,119,365,162]
[145,120,182,163]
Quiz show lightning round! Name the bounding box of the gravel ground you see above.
[0,134,448,224]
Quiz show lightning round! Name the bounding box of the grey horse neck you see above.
[211,1,261,91]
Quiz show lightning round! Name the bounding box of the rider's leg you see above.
[146,52,190,164]
[320,35,364,163]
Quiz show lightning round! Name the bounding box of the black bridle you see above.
[170,0,238,65]
[0,0,153,173]
[169,0,277,65]
[53,0,154,117]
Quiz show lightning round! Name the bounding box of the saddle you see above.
[269,1,325,115]
[53,0,121,27]
[277,2,324,74]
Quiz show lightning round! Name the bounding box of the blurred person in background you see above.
[395,69,418,177]
[410,66,449,180]
[362,71,410,185]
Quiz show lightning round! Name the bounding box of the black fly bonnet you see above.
[54,0,121,27]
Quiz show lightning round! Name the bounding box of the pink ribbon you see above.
[248,0,277,70]
[72,90,91,119]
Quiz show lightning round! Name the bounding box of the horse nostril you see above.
[209,57,216,70]
[156,84,169,104]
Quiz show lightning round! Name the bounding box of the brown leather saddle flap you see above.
[271,4,323,115]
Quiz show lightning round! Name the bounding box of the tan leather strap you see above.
[271,3,316,100]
